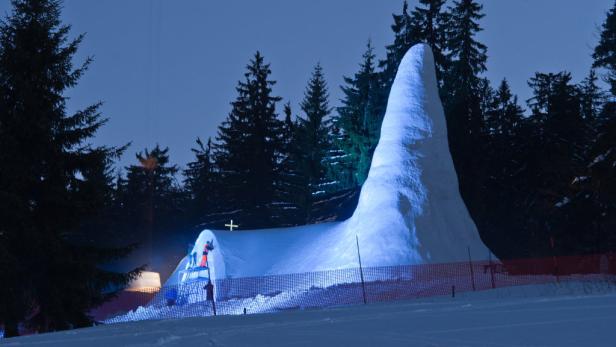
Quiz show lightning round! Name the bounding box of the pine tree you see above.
[441,0,488,232]
[560,105,616,255]
[120,145,183,246]
[184,138,218,228]
[0,0,138,335]
[294,64,333,222]
[379,1,417,92]
[485,79,524,136]
[577,104,616,251]
[214,52,283,228]
[274,102,303,225]
[331,41,381,189]
[579,69,606,120]
[410,0,450,87]
[593,2,616,95]
[479,79,525,256]
[444,0,488,147]
[559,4,616,254]
[521,72,587,254]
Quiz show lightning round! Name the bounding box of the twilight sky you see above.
[0,0,613,169]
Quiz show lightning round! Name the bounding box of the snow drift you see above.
[166,44,491,289]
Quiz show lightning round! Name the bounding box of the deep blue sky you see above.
[1,0,613,169]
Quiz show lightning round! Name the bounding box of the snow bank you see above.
[167,44,491,289]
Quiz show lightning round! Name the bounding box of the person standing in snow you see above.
[199,240,215,268]
[191,251,197,267]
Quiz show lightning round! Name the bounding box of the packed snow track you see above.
[5,283,616,346]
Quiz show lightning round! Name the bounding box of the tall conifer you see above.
[593,2,616,95]
[295,64,332,222]
[332,42,381,188]
[411,0,449,87]
[0,0,138,335]
[214,52,283,228]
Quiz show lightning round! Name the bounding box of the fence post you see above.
[206,259,217,315]
[489,252,495,289]
[467,246,476,291]
[550,236,560,283]
[356,235,367,304]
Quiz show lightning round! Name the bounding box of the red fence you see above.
[93,253,616,323]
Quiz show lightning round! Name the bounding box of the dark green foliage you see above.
[579,69,606,120]
[119,145,184,245]
[487,72,587,258]
[411,0,449,87]
[443,0,487,144]
[575,105,616,250]
[184,138,217,227]
[274,102,303,225]
[593,2,616,95]
[549,102,616,255]
[213,52,284,228]
[491,79,524,136]
[0,0,138,335]
[294,64,333,222]
[552,3,616,255]
[476,79,525,257]
[379,1,417,93]
[440,0,488,241]
[330,42,381,189]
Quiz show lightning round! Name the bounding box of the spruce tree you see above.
[520,72,587,255]
[120,145,183,246]
[331,41,381,189]
[573,104,616,252]
[410,0,450,87]
[560,4,616,254]
[379,1,418,93]
[294,64,332,222]
[441,0,488,234]
[214,52,283,228]
[480,79,525,256]
[486,79,524,136]
[184,138,218,228]
[444,0,488,148]
[274,102,303,225]
[593,2,616,95]
[579,69,606,120]
[0,0,138,335]
[559,106,616,255]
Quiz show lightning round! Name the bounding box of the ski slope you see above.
[167,44,491,290]
[6,282,616,346]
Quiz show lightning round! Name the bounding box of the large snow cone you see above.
[167,44,492,289]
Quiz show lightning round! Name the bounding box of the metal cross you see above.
[224,219,239,231]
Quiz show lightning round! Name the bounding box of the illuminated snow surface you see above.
[6,282,616,346]
[169,44,491,291]
[99,43,494,323]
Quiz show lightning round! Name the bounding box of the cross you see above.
[224,219,239,231]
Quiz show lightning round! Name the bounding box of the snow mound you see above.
[167,44,491,289]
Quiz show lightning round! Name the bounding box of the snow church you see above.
[165,44,492,303]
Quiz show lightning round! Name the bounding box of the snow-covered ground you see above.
[4,280,616,346]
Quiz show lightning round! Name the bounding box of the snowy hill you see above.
[7,282,616,346]
[168,44,490,289]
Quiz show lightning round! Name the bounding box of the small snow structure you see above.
[167,44,491,292]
